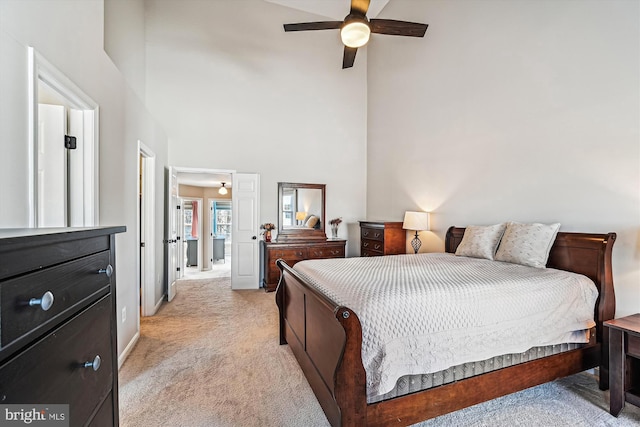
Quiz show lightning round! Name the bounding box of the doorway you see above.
[165,168,260,297]
[176,170,232,280]
[28,47,98,227]
[138,142,158,316]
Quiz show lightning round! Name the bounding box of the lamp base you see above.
[411,231,422,254]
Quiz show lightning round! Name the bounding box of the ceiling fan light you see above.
[340,20,370,48]
[219,182,228,195]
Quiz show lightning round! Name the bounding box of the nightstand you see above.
[604,313,640,416]
[359,221,405,256]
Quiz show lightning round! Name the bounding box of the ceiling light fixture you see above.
[218,182,228,195]
[340,15,370,48]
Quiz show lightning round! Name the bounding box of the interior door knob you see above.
[252,236,257,240]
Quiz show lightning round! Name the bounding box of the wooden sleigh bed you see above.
[275,226,616,427]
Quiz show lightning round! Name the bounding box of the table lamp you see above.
[295,211,307,225]
[402,211,430,254]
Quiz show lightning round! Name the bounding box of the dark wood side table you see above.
[604,313,640,416]
[359,220,405,256]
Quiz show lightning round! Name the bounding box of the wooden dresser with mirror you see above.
[261,182,346,292]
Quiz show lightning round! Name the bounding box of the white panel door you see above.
[231,173,260,289]
[37,104,66,227]
[166,166,178,301]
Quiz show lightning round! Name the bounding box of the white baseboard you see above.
[118,331,140,369]
[154,297,164,313]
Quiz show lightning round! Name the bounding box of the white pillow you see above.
[494,222,561,268]
[455,223,507,260]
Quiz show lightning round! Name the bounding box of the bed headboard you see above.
[445,226,617,333]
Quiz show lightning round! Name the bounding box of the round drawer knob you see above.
[29,291,54,311]
[98,264,113,277]
[83,355,101,371]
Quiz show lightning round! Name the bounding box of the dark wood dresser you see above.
[359,220,406,256]
[262,239,346,292]
[0,226,125,426]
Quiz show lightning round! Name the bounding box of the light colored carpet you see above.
[119,278,640,427]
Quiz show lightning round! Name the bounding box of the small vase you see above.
[331,224,338,239]
[265,230,272,242]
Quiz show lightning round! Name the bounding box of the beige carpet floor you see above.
[119,278,640,427]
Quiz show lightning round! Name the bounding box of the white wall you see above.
[104,0,146,101]
[367,0,639,316]
[144,0,368,254]
[0,0,169,361]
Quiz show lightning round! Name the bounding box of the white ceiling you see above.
[177,172,231,188]
[265,0,390,20]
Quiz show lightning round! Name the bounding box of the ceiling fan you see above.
[283,0,428,69]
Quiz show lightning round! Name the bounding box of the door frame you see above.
[27,47,99,228]
[138,141,158,316]
[180,196,204,272]
[169,166,235,281]
[209,198,232,270]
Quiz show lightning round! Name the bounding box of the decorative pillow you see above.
[305,215,319,229]
[455,223,507,260]
[494,222,561,268]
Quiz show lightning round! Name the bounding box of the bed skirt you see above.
[369,342,586,403]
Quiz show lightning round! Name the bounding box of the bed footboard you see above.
[275,259,367,426]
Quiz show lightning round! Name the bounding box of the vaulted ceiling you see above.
[264,0,390,20]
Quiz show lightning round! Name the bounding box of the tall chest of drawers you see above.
[359,221,406,256]
[261,239,346,292]
[0,226,125,426]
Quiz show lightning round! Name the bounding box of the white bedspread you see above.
[292,253,598,399]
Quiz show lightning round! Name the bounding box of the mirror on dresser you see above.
[277,182,326,241]
[262,182,345,292]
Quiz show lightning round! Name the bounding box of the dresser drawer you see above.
[1,250,111,348]
[361,249,383,257]
[0,295,113,425]
[308,245,345,259]
[361,239,384,254]
[361,227,384,242]
[89,392,114,427]
[268,248,307,260]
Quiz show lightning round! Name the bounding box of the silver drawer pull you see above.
[98,264,113,277]
[83,355,101,371]
[29,291,54,311]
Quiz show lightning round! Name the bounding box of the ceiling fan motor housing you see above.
[341,14,371,48]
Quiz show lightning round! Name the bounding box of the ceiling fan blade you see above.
[370,19,428,37]
[342,47,358,69]
[283,21,342,32]
[350,0,370,16]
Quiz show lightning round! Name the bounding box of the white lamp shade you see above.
[402,211,430,231]
[218,183,228,195]
[340,21,371,48]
